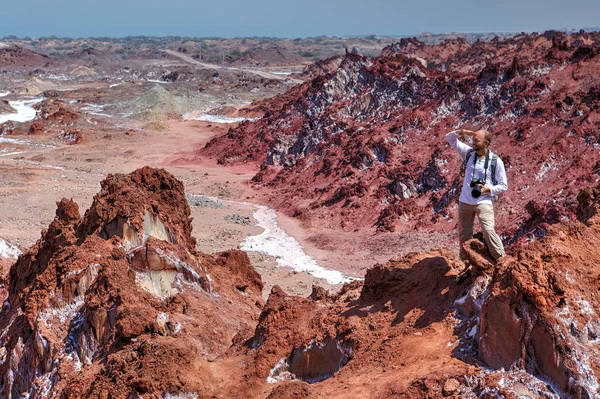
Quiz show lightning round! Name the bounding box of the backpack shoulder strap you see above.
[463,149,475,169]
[490,152,498,185]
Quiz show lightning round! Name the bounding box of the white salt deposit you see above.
[267,357,293,383]
[0,151,25,157]
[0,137,27,145]
[21,161,65,170]
[157,312,169,324]
[37,297,84,327]
[163,393,199,399]
[0,91,9,97]
[574,298,595,315]
[194,114,259,124]
[82,103,111,117]
[46,74,70,81]
[0,98,42,124]
[0,238,20,259]
[191,195,355,284]
[241,204,354,285]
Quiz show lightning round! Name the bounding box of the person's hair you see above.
[483,130,492,146]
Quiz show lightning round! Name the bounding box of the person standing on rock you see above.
[446,129,507,260]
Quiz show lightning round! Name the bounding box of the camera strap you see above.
[471,150,490,182]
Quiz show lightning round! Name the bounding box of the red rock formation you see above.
[35,98,85,126]
[298,55,344,79]
[202,31,600,247]
[7,98,91,142]
[0,167,263,398]
[226,184,600,398]
[0,46,55,68]
[478,183,600,398]
[2,167,599,398]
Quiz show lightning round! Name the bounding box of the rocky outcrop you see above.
[0,167,263,398]
[0,46,54,68]
[5,97,90,143]
[298,55,344,79]
[1,167,599,398]
[35,98,85,126]
[202,31,600,243]
[477,186,600,398]
[227,184,600,398]
[0,100,16,114]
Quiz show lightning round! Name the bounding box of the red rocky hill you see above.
[1,168,600,398]
[203,31,600,247]
[0,45,55,68]
[0,167,263,398]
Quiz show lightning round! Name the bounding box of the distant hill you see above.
[0,45,55,67]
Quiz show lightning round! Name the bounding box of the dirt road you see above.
[164,49,305,84]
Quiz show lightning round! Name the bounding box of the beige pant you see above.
[458,202,505,260]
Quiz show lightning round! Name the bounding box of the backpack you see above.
[464,149,498,185]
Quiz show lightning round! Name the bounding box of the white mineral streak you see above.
[0,238,21,259]
[0,98,42,124]
[194,114,258,124]
[240,204,354,285]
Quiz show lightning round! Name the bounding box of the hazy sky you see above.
[1,0,599,38]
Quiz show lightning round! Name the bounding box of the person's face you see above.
[472,131,488,152]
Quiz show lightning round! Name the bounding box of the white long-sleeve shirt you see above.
[446,131,508,205]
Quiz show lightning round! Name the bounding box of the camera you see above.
[470,179,485,198]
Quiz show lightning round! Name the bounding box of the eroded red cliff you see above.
[203,31,600,248]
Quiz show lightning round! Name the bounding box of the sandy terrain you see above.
[0,38,461,301]
[1,114,415,299]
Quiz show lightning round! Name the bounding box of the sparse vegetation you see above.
[0,33,534,65]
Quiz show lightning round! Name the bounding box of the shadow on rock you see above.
[348,250,469,328]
